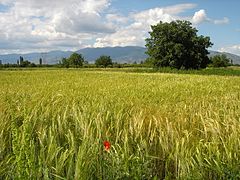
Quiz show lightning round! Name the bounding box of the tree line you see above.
[0,53,234,69]
[59,53,113,68]
[0,56,43,68]
[0,54,115,68]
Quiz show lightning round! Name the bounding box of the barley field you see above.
[0,69,240,179]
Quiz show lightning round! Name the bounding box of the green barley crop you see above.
[0,69,240,179]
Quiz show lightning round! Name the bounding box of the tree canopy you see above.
[145,20,213,69]
[18,56,36,67]
[60,53,84,68]
[210,54,230,67]
[95,55,113,68]
[68,53,84,67]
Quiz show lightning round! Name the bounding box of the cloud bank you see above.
[0,1,231,54]
[219,45,240,56]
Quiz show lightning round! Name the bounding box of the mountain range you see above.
[0,46,240,65]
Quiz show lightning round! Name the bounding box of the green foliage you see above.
[39,58,43,65]
[20,56,24,65]
[68,53,84,67]
[60,53,84,68]
[210,54,230,67]
[60,57,69,68]
[18,56,36,67]
[146,20,213,69]
[115,67,240,76]
[95,55,113,68]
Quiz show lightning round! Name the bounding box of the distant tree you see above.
[68,53,84,67]
[210,54,230,67]
[112,62,122,68]
[0,60,2,65]
[95,55,113,68]
[21,60,31,67]
[19,56,24,66]
[60,58,69,68]
[17,56,35,67]
[146,20,213,69]
[59,53,84,68]
[39,58,43,65]
[29,62,37,67]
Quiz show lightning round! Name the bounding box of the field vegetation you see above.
[0,69,240,179]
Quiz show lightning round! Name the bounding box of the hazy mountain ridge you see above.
[0,51,73,64]
[0,46,240,65]
[77,46,147,63]
[208,50,240,64]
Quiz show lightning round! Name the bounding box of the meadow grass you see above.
[78,66,240,76]
[0,69,240,179]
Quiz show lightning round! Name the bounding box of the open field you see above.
[0,69,240,179]
[1,66,240,76]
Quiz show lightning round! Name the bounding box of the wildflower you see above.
[103,141,111,151]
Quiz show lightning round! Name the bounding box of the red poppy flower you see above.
[103,141,111,151]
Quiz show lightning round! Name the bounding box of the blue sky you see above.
[0,0,239,55]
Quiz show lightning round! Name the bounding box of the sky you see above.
[0,0,239,55]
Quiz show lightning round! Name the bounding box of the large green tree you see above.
[68,53,84,67]
[95,55,113,68]
[60,53,84,68]
[146,20,213,69]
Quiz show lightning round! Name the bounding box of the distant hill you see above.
[77,46,147,63]
[0,46,240,65]
[0,51,73,64]
[208,50,240,64]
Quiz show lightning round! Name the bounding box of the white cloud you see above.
[0,0,113,53]
[214,17,229,25]
[94,25,146,47]
[94,4,197,47]
[0,1,232,53]
[192,10,229,25]
[132,8,175,25]
[162,3,197,15]
[219,45,240,56]
[192,9,210,24]
[0,0,13,5]
[52,11,115,35]
[106,14,129,24]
